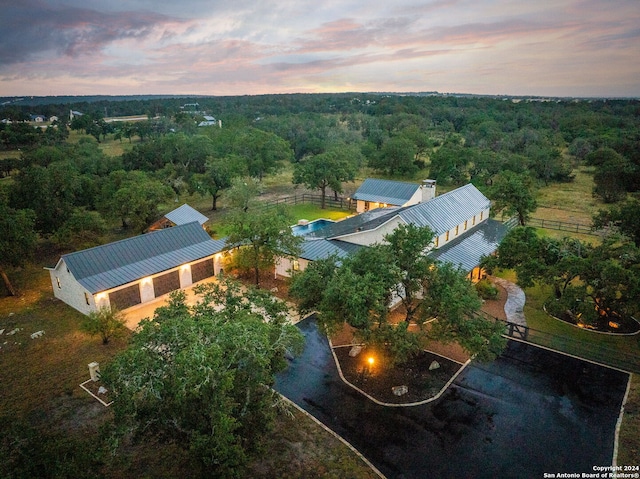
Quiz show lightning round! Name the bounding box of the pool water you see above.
[291,219,335,236]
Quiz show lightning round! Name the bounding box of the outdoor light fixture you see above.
[368,356,375,366]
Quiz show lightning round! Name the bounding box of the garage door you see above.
[109,284,142,310]
[191,258,214,283]
[153,270,181,297]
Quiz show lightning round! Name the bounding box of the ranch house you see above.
[276,182,507,283]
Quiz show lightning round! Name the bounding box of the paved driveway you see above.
[275,317,630,479]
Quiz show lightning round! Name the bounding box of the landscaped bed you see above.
[333,345,464,405]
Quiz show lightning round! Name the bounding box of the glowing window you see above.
[445,231,450,241]
[292,260,300,271]
[56,277,61,289]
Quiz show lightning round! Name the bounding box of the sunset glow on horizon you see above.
[1,0,638,98]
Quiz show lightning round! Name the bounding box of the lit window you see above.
[455,225,459,236]
[464,220,468,231]
[472,216,476,226]
[445,231,450,241]
[480,211,484,220]
[84,292,90,305]
[292,260,300,271]
[56,277,61,289]
[434,237,439,247]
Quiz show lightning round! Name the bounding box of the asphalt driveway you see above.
[274,317,630,479]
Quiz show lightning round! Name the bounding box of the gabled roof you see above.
[398,183,490,235]
[429,219,508,271]
[305,207,406,239]
[351,179,420,205]
[312,183,490,241]
[54,222,225,294]
[298,239,364,261]
[164,204,209,226]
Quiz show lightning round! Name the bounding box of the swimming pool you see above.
[291,218,335,236]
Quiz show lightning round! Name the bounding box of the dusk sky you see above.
[1,0,639,98]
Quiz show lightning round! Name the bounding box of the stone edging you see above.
[328,338,471,407]
[275,393,387,479]
[542,305,640,336]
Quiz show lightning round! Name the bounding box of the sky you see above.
[1,0,639,98]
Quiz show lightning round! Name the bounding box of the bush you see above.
[475,279,498,300]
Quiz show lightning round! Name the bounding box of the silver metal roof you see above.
[398,183,490,234]
[164,204,209,226]
[60,222,226,293]
[299,238,364,261]
[315,184,490,241]
[351,178,420,205]
[429,219,508,272]
[306,207,404,239]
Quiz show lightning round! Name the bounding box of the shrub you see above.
[475,279,498,300]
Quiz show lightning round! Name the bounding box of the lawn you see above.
[0,259,378,478]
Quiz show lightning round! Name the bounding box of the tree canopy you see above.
[225,205,302,285]
[489,171,538,226]
[290,224,506,364]
[102,281,304,477]
[483,227,640,329]
[292,148,358,208]
[0,199,37,296]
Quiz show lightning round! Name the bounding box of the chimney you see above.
[421,179,436,202]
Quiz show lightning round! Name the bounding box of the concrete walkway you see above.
[492,276,527,327]
[121,277,302,330]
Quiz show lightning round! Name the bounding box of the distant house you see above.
[69,110,83,120]
[30,114,45,122]
[198,115,221,127]
[49,116,59,122]
[146,204,209,232]
[46,222,226,315]
[351,178,436,213]
[276,182,508,284]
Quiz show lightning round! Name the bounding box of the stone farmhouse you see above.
[276,181,508,284]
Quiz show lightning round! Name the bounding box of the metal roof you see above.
[305,207,405,239]
[398,183,490,234]
[299,239,364,261]
[351,179,421,205]
[59,222,226,293]
[312,183,490,241]
[164,204,209,226]
[429,219,508,272]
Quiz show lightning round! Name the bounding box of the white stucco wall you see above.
[332,216,405,246]
[179,264,193,288]
[47,260,98,315]
[139,278,155,303]
[275,257,310,278]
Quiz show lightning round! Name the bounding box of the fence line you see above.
[527,217,599,236]
[257,194,356,211]
[477,311,640,373]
